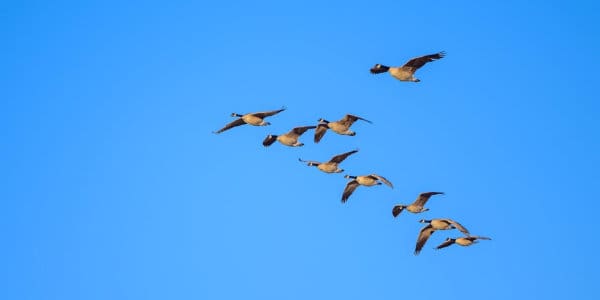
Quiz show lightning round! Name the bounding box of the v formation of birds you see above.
[214,52,491,255]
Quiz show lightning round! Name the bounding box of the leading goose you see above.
[341,174,393,203]
[298,149,359,173]
[262,125,316,147]
[392,192,444,217]
[314,114,372,143]
[370,52,445,82]
[213,107,286,134]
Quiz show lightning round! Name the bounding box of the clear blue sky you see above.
[3,1,600,299]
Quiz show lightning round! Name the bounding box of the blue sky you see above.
[3,0,600,299]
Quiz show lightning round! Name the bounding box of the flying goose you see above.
[419,219,470,235]
[436,236,492,250]
[298,149,359,173]
[213,107,286,134]
[414,219,470,255]
[262,125,317,147]
[341,174,393,203]
[314,114,372,143]
[370,52,445,82]
[392,192,444,217]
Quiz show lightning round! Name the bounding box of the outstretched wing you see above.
[414,225,435,255]
[213,118,246,134]
[329,149,359,164]
[436,239,455,250]
[291,125,316,136]
[370,174,393,188]
[342,180,360,203]
[313,123,329,143]
[252,107,286,118]
[414,191,444,206]
[445,219,470,236]
[402,52,446,71]
[340,114,373,126]
[470,236,491,241]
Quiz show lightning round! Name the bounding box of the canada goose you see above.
[419,219,469,235]
[392,192,444,217]
[298,149,358,173]
[436,236,492,250]
[370,52,445,82]
[262,125,317,147]
[341,174,393,203]
[314,114,372,143]
[213,107,286,134]
[414,219,470,255]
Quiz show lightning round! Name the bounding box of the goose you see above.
[314,114,372,143]
[341,174,393,203]
[414,219,470,255]
[213,107,286,134]
[370,52,445,82]
[436,236,492,250]
[392,192,444,217]
[262,125,316,147]
[298,149,359,173]
[419,219,469,235]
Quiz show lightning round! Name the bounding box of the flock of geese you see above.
[213,52,491,255]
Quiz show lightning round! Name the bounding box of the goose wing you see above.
[213,118,246,134]
[402,52,446,71]
[370,174,393,188]
[470,236,491,241]
[341,180,360,203]
[445,219,470,235]
[414,225,435,255]
[435,239,455,250]
[414,191,444,206]
[313,123,329,143]
[340,114,373,126]
[329,149,359,163]
[252,107,286,118]
[290,125,317,136]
